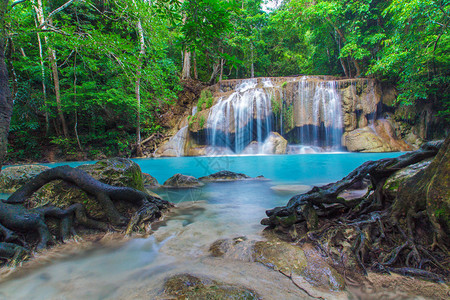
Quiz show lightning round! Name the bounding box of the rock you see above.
[163,173,204,188]
[0,165,50,193]
[28,158,147,221]
[162,274,260,299]
[242,141,260,155]
[270,185,311,195]
[374,119,411,151]
[142,173,159,187]
[155,126,188,157]
[199,170,251,182]
[383,158,433,200]
[78,158,144,190]
[343,127,394,152]
[186,146,207,156]
[262,132,288,154]
[209,236,345,295]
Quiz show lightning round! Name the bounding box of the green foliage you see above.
[199,115,206,128]
[4,0,449,162]
[198,89,214,111]
[271,95,281,115]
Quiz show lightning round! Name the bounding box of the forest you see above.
[0,0,449,164]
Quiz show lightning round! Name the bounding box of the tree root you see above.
[262,140,449,280]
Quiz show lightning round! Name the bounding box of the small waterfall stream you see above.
[206,77,344,154]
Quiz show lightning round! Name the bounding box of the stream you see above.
[1,153,448,299]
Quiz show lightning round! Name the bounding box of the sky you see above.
[262,0,281,12]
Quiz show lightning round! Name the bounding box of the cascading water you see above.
[293,78,343,149]
[207,79,272,153]
[206,77,343,154]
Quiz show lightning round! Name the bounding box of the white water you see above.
[207,79,272,153]
[206,77,344,154]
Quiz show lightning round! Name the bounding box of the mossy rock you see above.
[27,158,146,221]
[142,172,159,187]
[163,174,204,188]
[0,165,50,194]
[162,274,260,300]
[199,171,251,182]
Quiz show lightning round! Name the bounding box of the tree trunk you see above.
[181,50,191,80]
[219,57,224,82]
[0,0,14,171]
[135,13,145,157]
[193,50,198,80]
[34,0,69,137]
[33,0,49,132]
[209,62,220,85]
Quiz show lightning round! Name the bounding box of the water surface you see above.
[1,153,411,299]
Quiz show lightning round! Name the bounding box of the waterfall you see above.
[295,79,343,149]
[207,79,272,153]
[205,77,343,154]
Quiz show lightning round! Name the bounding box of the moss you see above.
[281,81,288,88]
[163,274,260,299]
[276,214,297,227]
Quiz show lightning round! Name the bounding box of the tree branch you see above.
[10,0,28,9]
[39,0,77,28]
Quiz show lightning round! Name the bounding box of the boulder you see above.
[28,158,147,221]
[209,237,345,298]
[162,274,260,299]
[0,165,50,193]
[343,127,393,152]
[199,170,251,182]
[262,132,288,154]
[163,174,204,188]
[142,173,159,187]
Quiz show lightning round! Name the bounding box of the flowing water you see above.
[200,77,349,154]
[2,153,448,299]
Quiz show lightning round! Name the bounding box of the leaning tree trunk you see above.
[0,0,14,171]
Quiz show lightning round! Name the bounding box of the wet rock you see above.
[163,174,204,188]
[199,171,250,182]
[162,274,261,299]
[0,165,50,193]
[28,158,147,221]
[262,132,288,154]
[209,236,248,257]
